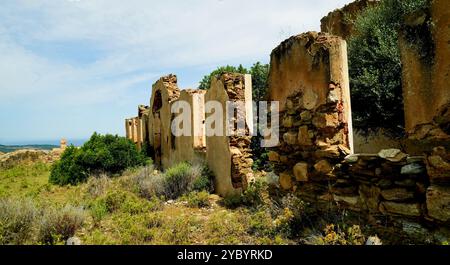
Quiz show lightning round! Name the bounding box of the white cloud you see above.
[0,0,353,141]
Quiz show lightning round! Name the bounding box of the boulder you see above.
[426,185,450,222]
[293,162,309,182]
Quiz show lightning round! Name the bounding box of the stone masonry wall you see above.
[267,31,450,228]
[268,32,353,192]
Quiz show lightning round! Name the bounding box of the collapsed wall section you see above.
[268,32,353,192]
[205,73,254,197]
[320,0,379,40]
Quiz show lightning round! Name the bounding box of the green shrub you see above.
[49,146,87,185]
[89,190,162,221]
[50,133,146,186]
[222,194,243,209]
[163,162,195,199]
[183,191,210,208]
[242,178,268,207]
[191,164,214,193]
[0,198,37,245]
[348,0,431,135]
[130,163,213,201]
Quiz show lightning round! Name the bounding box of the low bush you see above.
[308,224,366,245]
[50,133,146,186]
[131,162,213,200]
[0,198,86,245]
[183,191,210,208]
[0,198,37,245]
[37,205,86,245]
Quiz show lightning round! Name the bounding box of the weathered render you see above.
[399,0,450,144]
[320,0,379,40]
[205,73,254,197]
[148,75,180,168]
[170,89,207,166]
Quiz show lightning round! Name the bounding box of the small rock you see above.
[66,237,81,245]
[230,147,242,156]
[282,116,294,128]
[327,90,339,104]
[279,172,293,190]
[314,160,333,174]
[268,151,280,162]
[344,154,359,163]
[297,126,313,146]
[401,163,425,175]
[365,236,382,245]
[283,132,298,145]
[312,113,339,129]
[378,149,401,159]
[302,88,318,110]
[300,111,312,121]
[293,162,309,182]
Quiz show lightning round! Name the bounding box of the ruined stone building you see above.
[125,105,150,151]
[125,0,450,225]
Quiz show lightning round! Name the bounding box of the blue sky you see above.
[0,0,352,145]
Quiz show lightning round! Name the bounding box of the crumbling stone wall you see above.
[399,0,450,145]
[320,0,379,40]
[170,89,207,166]
[148,75,180,168]
[205,73,254,197]
[125,117,140,147]
[125,106,149,151]
[267,32,353,191]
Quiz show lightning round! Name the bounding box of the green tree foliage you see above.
[348,0,431,136]
[50,133,146,186]
[198,65,248,90]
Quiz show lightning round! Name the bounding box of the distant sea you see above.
[0,139,87,153]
